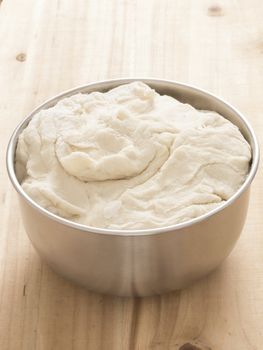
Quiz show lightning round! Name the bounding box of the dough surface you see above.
[15,82,251,229]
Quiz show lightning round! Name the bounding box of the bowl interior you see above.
[6,78,260,235]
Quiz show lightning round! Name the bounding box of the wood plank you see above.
[1,0,263,349]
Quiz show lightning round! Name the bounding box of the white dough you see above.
[15,82,251,229]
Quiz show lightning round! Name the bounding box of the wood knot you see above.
[207,5,224,17]
[16,53,26,62]
[179,342,212,350]
[179,344,202,350]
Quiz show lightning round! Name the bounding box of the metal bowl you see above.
[6,79,259,297]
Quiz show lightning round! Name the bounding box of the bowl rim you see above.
[6,78,260,236]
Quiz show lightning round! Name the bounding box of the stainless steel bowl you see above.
[6,79,259,297]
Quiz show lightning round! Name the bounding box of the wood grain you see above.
[1,0,263,349]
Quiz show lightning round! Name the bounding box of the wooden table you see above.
[1,0,263,349]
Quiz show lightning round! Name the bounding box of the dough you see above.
[15,82,251,229]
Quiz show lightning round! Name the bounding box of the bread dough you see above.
[15,82,251,229]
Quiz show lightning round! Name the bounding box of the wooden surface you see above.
[1,0,263,349]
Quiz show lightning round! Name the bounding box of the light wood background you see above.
[1,0,263,349]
